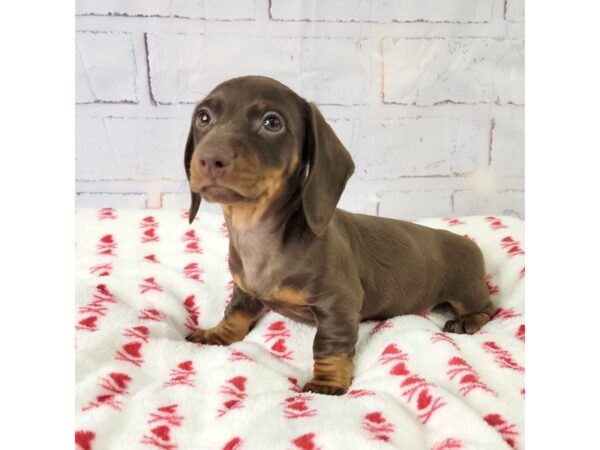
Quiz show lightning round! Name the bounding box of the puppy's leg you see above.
[302,304,360,396]
[186,285,265,345]
[443,283,496,335]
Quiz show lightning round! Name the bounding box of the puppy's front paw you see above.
[302,380,348,396]
[186,328,226,345]
[185,328,209,343]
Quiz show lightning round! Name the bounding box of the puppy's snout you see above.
[198,149,233,179]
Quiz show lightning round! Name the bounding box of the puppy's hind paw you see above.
[443,312,490,335]
[443,319,465,334]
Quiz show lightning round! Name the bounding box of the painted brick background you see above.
[75,0,524,218]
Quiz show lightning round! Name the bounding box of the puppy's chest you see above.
[229,247,309,306]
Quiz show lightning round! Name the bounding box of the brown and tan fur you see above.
[183,76,495,395]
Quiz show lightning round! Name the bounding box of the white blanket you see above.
[75,209,524,450]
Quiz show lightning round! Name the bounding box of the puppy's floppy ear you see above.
[302,102,355,236]
[184,120,201,225]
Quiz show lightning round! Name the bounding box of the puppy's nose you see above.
[198,152,232,179]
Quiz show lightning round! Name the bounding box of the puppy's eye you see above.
[196,110,211,127]
[262,114,283,132]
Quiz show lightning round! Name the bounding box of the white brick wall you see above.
[76,0,525,219]
[270,0,494,23]
[76,32,138,103]
[382,38,524,105]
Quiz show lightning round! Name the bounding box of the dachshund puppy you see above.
[184,76,495,395]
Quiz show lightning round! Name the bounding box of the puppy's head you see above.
[184,76,354,235]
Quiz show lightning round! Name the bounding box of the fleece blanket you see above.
[75,208,525,450]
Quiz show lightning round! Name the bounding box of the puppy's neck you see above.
[222,185,306,298]
[222,192,301,245]
[222,169,307,245]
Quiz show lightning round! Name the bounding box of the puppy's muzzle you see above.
[198,146,233,179]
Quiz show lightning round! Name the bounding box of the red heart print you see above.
[288,401,308,411]
[151,425,170,441]
[417,389,433,410]
[146,308,160,318]
[158,404,178,414]
[178,361,193,371]
[187,242,199,250]
[229,376,246,392]
[268,321,286,331]
[97,394,115,404]
[389,362,409,376]
[382,344,400,355]
[484,413,506,427]
[75,430,95,450]
[184,295,196,308]
[293,433,317,450]
[184,230,196,238]
[143,216,155,223]
[144,228,156,238]
[133,326,149,335]
[100,234,113,243]
[517,324,525,341]
[223,399,240,410]
[222,437,243,450]
[109,372,131,389]
[365,411,385,423]
[460,374,478,384]
[123,342,141,358]
[271,338,287,353]
[78,316,97,328]
[449,357,467,366]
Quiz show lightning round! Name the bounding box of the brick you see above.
[146,33,367,105]
[76,117,188,179]
[327,119,354,153]
[355,116,487,180]
[270,0,493,23]
[297,39,368,105]
[453,190,524,217]
[337,187,378,215]
[171,0,255,20]
[378,190,453,219]
[76,0,168,16]
[383,38,524,105]
[75,193,147,208]
[491,107,524,177]
[76,0,255,19]
[505,0,525,22]
[76,32,137,103]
